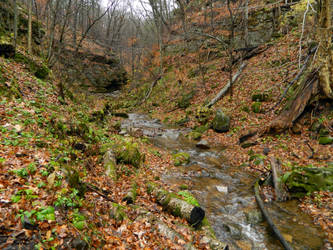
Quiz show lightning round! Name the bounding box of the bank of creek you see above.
[121,113,326,250]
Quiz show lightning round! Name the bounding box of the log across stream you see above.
[121,114,325,249]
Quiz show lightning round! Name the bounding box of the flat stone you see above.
[196,140,210,149]
[216,185,228,194]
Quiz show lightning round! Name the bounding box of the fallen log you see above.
[206,62,247,108]
[254,181,293,250]
[147,183,205,227]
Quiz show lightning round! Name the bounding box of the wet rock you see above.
[196,140,210,149]
[211,109,230,133]
[223,223,242,240]
[119,129,127,135]
[216,185,228,194]
[71,238,88,250]
[245,210,263,225]
[319,136,333,145]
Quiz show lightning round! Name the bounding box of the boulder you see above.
[211,109,230,133]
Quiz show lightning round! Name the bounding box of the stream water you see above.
[121,113,326,250]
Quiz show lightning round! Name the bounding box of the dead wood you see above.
[141,75,162,104]
[206,62,247,108]
[265,70,319,133]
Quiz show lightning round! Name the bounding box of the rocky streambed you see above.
[121,113,326,249]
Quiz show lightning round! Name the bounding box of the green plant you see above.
[54,188,83,208]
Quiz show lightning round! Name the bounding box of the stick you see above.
[141,75,162,104]
[206,62,247,108]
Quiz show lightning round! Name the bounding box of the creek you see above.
[121,113,325,249]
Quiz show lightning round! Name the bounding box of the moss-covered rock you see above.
[251,93,269,102]
[251,102,262,113]
[211,109,230,133]
[284,167,333,197]
[318,136,333,145]
[172,152,190,166]
[114,141,144,168]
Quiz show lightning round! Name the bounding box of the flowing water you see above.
[121,113,326,250]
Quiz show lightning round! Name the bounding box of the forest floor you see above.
[0,50,220,249]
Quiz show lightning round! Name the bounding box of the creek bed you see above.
[122,113,325,249]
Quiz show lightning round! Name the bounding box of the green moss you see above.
[105,161,117,180]
[252,93,269,102]
[187,131,202,140]
[114,141,143,168]
[179,184,188,190]
[195,106,212,124]
[110,202,126,222]
[284,167,333,197]
[318,136,333,145]
[252,102,262,113]
[172,152,190,166]
[177,190,199,206]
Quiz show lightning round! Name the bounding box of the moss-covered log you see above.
[147,183,205,227]
[284,166,333,197]
[103,150,117,180]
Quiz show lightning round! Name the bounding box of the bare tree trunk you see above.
[13,0,18,51]
[227,0,235,99]
[244,0,249,47]
[317,0,333,99]
[28,0,32,54]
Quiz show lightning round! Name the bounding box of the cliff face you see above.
[57,48,128,93]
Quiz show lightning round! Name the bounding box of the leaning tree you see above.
[267,0,333,133]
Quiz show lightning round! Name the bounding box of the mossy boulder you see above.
[284,167,333,197]
[251,93,269,102]
[251,102,262,113]
[211,109,230,133]
[318,136,333,145]
[172,152,190,166]
[113,141,144,168]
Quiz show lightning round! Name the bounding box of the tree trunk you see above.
[13,0,18,51]
[317,0,333,99]
[266,0,332,133]
[28,0,32,54]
